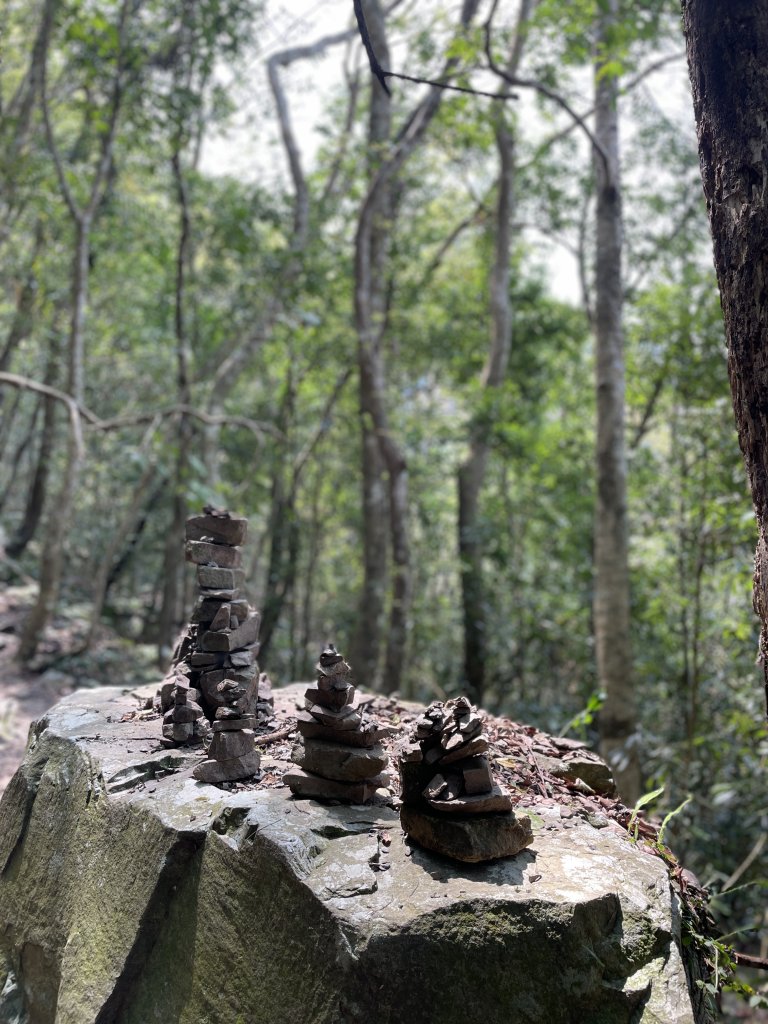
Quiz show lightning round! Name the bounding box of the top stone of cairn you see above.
[186,506,248,548]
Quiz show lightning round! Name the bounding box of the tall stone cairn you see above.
[156,507,272,784]
[398,696,534,862]
[284,644,391,803]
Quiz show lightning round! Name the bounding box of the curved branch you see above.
[0,372,86,458]
[0,373,283,443]
[482,0,611,183]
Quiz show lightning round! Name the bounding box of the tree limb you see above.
[0,372,283,442]
[0,372,86,458]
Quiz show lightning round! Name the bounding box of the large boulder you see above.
[0,686,708,1024]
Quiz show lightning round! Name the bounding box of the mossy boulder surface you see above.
[0,687,701,1024]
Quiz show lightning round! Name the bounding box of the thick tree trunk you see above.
[682,0,768,708]
[593,0,641,804]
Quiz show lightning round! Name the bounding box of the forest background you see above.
[0,0,766,1010]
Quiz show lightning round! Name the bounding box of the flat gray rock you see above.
[400,805,533,862]
[293,738,388,782]
[0,687,707,1024]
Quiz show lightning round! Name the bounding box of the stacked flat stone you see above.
[399,696,533,862]
[284,644,390,803]
[183,508,263,783]
[154,506,267,783]
[158,666,209,748]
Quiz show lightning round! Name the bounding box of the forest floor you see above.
[0,585,158,795]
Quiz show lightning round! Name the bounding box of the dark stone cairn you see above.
[156,507,272,784]
[398,696,534,862]
[284,644,391,802]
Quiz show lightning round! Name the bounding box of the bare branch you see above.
[384,70,517,101]
[629,372,665,450]
[0,373,283,444]
[483,0,611,182]
[353,0,391,95]
[0,372,86,458]
[521,50,686,174]
[292,368,352,482]
[41,58,81,222]
[321,60,361,205]
[416,201,489,291]
[92,405,283,440]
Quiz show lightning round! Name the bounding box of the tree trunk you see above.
[157,149,193,665]
[457,0,531,706]
[350,0,393,687]
[352,0,481,691]
[18,217,90,660]
[0,221,44,375]
[0,0,57,247]
[682,0,768,711]
[87,444,159,646]
[5,335,59,556]
[593,0,641,804]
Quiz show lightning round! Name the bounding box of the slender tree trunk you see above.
[682,0,768,711]
[5,336,59,556]
[0,221,44,376]
[87,443,159,645]
[0,399,41,520]
[350,0,393,687]
[299,469,324,679]
[457,1,531,706]
[351,0,482,690]
[17,0,128,660]
[593,0,641,804]
[106,475,166,596]
[157,149,193,664]
[0,0,57,247]
[18,218,90,660]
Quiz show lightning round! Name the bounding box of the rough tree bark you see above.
[682,0,768,710]
[457,0,533,707]
[593,0,641,804]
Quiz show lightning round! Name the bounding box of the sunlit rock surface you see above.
[0,686,704,1024]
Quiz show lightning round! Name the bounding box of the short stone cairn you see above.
[398,696,533,862]
[156,507,271,784]
[284,644,390,802]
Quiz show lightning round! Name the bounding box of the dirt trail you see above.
[0,587,157,796]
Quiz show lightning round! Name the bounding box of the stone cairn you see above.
[156,507,272,784]
[398,696,533,862]
[284,644,391,802]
